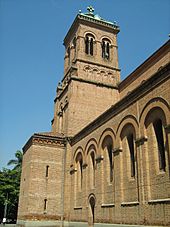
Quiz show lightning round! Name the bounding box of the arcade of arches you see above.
[70,100,170,226]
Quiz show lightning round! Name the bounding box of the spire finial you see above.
[87,6,94,15]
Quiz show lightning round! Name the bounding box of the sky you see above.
[0,0,170,170]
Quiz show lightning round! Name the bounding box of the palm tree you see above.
[7,150,23,171]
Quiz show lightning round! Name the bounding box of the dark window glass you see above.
[153,119,166,171]
[102,41,105,58]
[106,42,110,59]
[80,159,83,188]
[85,36,89,54]
[85,35,94,56]
[102,40,110,60]
[127,134,135,177]
[90,38,93,55]
[91,152,95,187]
[108,145,113,182]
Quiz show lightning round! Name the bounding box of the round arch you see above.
[85,138,98,158]
[73,146,84,163]
[98,128,116,155]
[116,115,139,144]
[139,97,170,135]
[140,99,170,175]
[100,35,113,44]
[85,139,98,190]
[84,31,96,40]
[99,128,115,185]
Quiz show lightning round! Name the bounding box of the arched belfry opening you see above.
[88,194,96,227]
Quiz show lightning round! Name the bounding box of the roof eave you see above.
[63,14,120,46]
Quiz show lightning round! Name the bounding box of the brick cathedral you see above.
[17,6,170,227]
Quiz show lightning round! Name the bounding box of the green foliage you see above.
[7,150,23,171]
[0,150,23,221]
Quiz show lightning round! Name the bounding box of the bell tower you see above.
[52,6,120,136]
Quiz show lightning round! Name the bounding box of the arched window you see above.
[79,158,83,189]
[107,145,113,182]
[102,135,113,184]
[127,133,135,177]
[120,124,136,179]
[89,151,95,188]
[85,34,94,56]
[76,153,83,192]
[102,39,110,60]
[153,119,166,171]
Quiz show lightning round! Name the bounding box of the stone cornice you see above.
[71,76,118,89]
[77,13,118,30]
[23,133,66,154]
[71,63,170,145]
[55,73,118,102]
[64,14,119,46]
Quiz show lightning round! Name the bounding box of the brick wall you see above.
[67,64,170,225]
[18,135,65,222]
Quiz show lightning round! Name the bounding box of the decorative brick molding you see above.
[71,76,118,89]
[23,133,66,153]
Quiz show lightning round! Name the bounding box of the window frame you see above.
[85,34,95,56]
[101,38,111,60]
